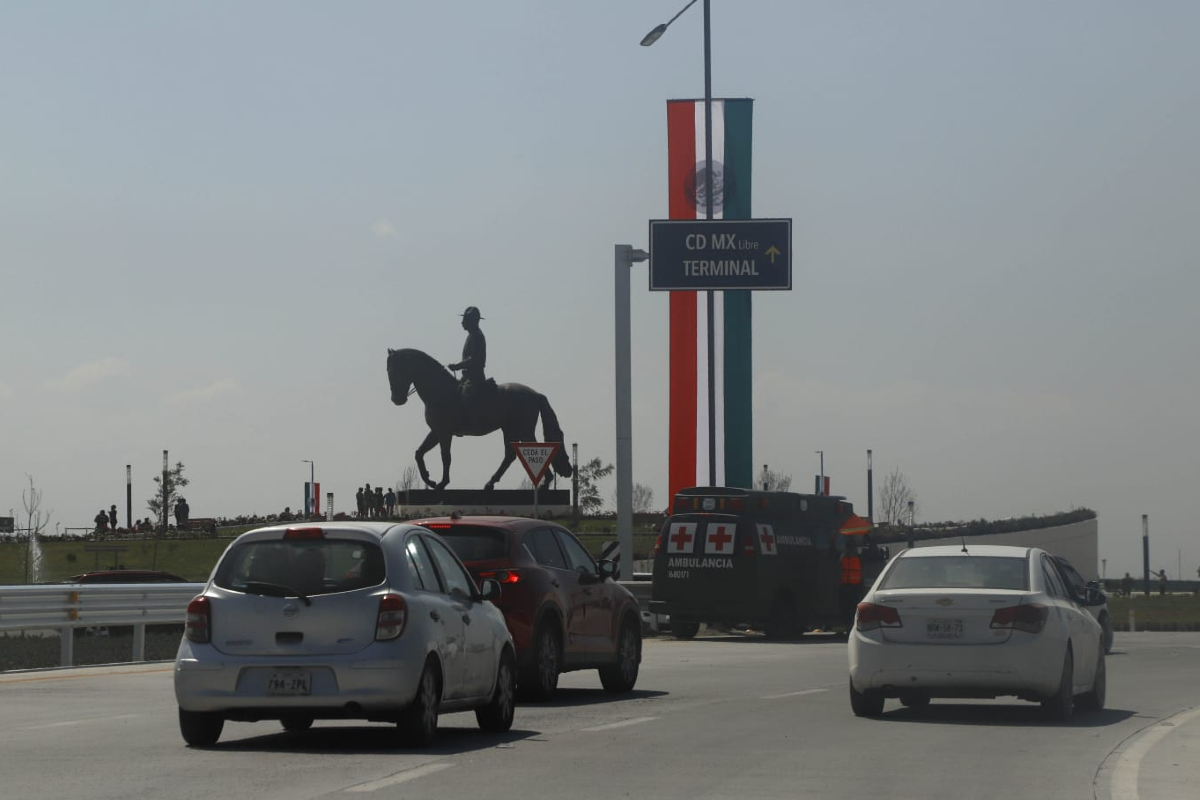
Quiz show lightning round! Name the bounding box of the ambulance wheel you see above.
[672,622,700,640]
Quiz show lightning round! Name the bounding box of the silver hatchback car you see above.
[174,522,516,747]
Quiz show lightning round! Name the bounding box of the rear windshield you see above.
[424,525,509,562]
[214,539,385,596]
[880,555,1029,591]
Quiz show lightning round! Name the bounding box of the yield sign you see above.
[512,442,561,486]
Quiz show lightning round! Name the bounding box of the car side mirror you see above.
[479,578,501,602]
[1085,587,1105,607]
[597,559,617,580]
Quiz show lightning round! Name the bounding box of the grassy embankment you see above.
[1107,594,1200,631]
[0,525,661,586]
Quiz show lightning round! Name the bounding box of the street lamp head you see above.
[640,23,667,46]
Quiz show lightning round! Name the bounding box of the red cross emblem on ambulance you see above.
[667,522,697,554]
[756,524,777,556]
[704,522,736,555]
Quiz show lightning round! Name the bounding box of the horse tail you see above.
[538,394,573,478]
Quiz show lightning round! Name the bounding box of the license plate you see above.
[926,619,963,639]
[267,670,312,696]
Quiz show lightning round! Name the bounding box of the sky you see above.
[2,1,1198,579]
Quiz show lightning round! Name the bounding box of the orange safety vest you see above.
[840,555,862,585]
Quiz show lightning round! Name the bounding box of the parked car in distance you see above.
[1052,554,1113,654]
[174,522,516,747]
[416,515,642,699]
[68,570,191,583]
[848,544,1105,721]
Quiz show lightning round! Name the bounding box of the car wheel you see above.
[398,661,440,747]
[849,680,884,717]
[1077,646,1106,712]
[281,715,314,733]
[899,693,930,709]
[764,595,797,640]
[476,649,516,733]
[599,619,641,693]
[519,622,561,700]
[1100,613,1113,654]
[671,622,700,640]
[1042,648,1075,722]
[178,708,224,747]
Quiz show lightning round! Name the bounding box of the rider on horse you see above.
[447,306,489,428]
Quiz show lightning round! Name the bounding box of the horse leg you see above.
[484,438,518,491]
[415,430,440,489]
[435,436,453,491]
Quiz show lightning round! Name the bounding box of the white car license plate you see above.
[926,619,963,639]
[267,670,312,696]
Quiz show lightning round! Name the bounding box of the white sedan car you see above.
[174,522,516,747]
[848,544,1105,721]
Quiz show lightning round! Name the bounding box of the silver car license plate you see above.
[926,619,963,639]
[267,669,312,696]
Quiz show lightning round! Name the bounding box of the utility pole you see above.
[1142,514,1150,597]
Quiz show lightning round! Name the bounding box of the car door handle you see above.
[550,579,560,587]
[429,610,441,622]
[462,614,471,625]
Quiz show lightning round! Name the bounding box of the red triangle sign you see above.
[512,442,561,486]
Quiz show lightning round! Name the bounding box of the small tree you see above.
[576,457,614,514]
[18,475,52,583]
[148,461,190,528]
[609,482,656,514]
[396,465,419,499]
[878,467,919,526]
[758,465,793,492]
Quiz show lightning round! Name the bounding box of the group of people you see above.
[173,497,190,528]
[93,504,120,533]
[356,484,397,520]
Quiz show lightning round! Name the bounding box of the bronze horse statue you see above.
[386,348,573,491]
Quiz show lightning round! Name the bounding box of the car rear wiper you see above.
[239,581,312,606]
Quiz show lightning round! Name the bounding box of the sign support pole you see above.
[615,245,648,581]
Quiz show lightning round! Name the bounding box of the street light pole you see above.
[615,244,649,581]
[643,0,718,486]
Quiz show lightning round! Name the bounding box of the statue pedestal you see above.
[400,489,571,519]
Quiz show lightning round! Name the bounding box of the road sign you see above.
[648,218,792,291]
[512,442,561,486]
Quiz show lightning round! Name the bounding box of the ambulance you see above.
[649,487,886,639]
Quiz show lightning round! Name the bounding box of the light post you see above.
[642,0,718,485]
[907,499,915,550]
[302,460,314,516]
[815,450,824,495]
[615,244,649,580]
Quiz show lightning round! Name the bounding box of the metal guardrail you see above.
[1,576,657,669]
[0,584,204,667]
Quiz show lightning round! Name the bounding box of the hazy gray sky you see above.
[3,2,1197,578]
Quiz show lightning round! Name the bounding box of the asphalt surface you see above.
[1,631,1198,800]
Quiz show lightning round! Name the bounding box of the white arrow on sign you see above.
[512,442,561,486]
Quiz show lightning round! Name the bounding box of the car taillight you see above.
[856,602,902,632]
[375,594,407,641]
[185,596,211,644]
[478,569,520,584]
[990,603,1048,634]
[652,535,663,556]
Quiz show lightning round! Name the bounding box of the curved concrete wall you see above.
[910,518,1099,582]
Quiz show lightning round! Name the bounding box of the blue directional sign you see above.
[648,218,792,291]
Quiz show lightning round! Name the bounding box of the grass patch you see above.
[1107,594,1200,631]
[0,628,183,671]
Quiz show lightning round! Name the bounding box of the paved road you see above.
[2,631,1198,800]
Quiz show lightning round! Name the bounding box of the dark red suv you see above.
[416,516,642,698]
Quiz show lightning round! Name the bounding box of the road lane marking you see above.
[761,688,828,700]
[20,714,140,731]
[345,762,452,793]
[580,716,659,732]
[1106,706,1200,800]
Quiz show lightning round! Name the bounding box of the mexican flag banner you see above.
[666,98,754,500]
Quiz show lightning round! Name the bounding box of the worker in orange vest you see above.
[839,542,864,629]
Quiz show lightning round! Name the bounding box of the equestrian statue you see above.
[386,306,573,492]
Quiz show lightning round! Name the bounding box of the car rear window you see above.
[425,525,509,562]
[214,539,385,596]
[879,555,1029,591]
